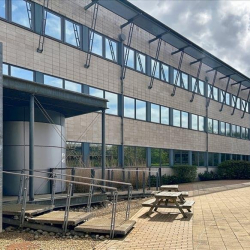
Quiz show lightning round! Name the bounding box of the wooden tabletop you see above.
[155,191,182,199]
[160,185,179,189]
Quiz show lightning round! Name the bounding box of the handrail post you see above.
[158,167,162,187]
[156,172,159,191]
[128,170,131,184]
[142,171,145,195]
[87,179,94,213]
[110,191,118,239]
[50,172,57,208]
[136,168,139,191]
[122,168,125,191]
[91,169,95,194]
[125,185,133,220]
[63,183,72,234]
[71,168,75,196]
[20,176,28,227]
[17,169,25,204]
[148,168,151,190]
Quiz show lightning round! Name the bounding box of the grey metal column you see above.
[101,109,106,180]
[0,42,3,232]
[29,94,35,201]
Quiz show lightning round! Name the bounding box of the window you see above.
[226,123,231,136]
[151,104,160,123]
[192,114,198,130]
[106,145,118,167]
[91,32,103,56]
[236,126,241,138]
[173,109,181,127]
[161,64,169,82]
[199,116,204,131]
[237,98,241,109]
[136,52,145,73]
[161,149,169,166]
[136,147,146,167]
[151,59,160,79]
[124,146,136,166]
[45,11,61,40]
[44,75,63,88]
[66,142,82,168]
[12,0,31,28]
[10,66,33,81]
[174,150,188,165]
[232,124,236,137]
[105,38,117,62]
[65,80,81,93]
[192,151,199,166]
[182,73,188,89]
[213,87,219,101]
[220,90,225,103]
[161,106,169,125]
[242,127,246,139]
[208,85,213,99]
[199,81,204,95]
[124,46,134,68]
[226,93,230,105]
[136,100,146,121]
[105,92,118,115]
[0,0,5,18]
[199,152,205,166]
[65,20,80,47]
[246,128,249,140]
[181,112,189,129]
[173,69,181,86]
[231,95,236,107]
[208,153,214,166]
[89,87,104,98]
[242,100,246,111]
[220,121,225,135]
[3,63,8,75]
[124,97,135,118]
[89,144,102,167]
[208,118,213,133]
[151,148,160,166]
[213,120,218,134]
[191,78,198,93]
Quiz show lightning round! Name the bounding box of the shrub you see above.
[198,171,219,181]
[173,165,197,183]
[217,160,250,179]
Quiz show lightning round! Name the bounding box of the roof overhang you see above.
[96,0,250,88]
[3,76,108,118]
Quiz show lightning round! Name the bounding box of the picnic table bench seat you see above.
[142,199,195,209]
[152,191,189,197]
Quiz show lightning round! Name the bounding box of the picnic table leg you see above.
[179,195,191,212]
[154,199,163,212]
[148,198,159,214]
[174,199,187,218]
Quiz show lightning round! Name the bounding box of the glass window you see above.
[182,151,189,165]
[136,52,145,73]
[105,92,118,115]
[44,75,63,88]
[106,145,118,167]
[181,112,188,129]
[151,104,160,123]
[241,100,246,111]
[0,0,5,18]
[151,148,160,166]
[214,153,219,166]
[11,66,33,81]
[192,151,199,166]
[65,20,80,47]
[161,149,169,166]
[192,114,198,130]
[220,121,225,135]
[12,0,31,28]
[236,126,241,138]
[89,144,102,167]
[91,32,102,56]
[182,73,188,89]
[231,95,236,107]
[3,63,8,75]
[242,127,246,139]
[199,81,204,95]
[124,97,135,118]
[151,59,160,79]
[136,100,146,121]
[207,85,213,99]
[174,150,181,165]
[226,93,230,105]
[213,120,218,134]
[173,69,181,86]
[124,46,134,68]
[89,87,104,98]
[246,128,249,140]
[208,153,214,166]
[220,90,225,103]
[161,106,169,125]
[124,146,136,166]
[45,11,61,40]
[199,116,204,131]
[161,64,169,82]
[208,118,213,133]
[105,38,117,62]
[65,80,81,93]
[192,78,198,93]
[66,142,82,168]
[232,124,236,137]
[237,98,241,109]
[213,87,218,101]
[226,123,231,136]
[173,109,181,127]
[199,152,205,166]
[136,147,147,167]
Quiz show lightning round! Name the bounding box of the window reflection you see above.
[124,46,134,68]
[236,98,241,109]
[136,52,145,73]
[105,92,118,115]
[89,87,104,98]
[65,20,80,47]
[44,75,63,88]
[173,69,181,86]
[213,120,218,134]
[173,109,181,127]
[181,112,188,128]
[226,123,230,136]
[0,0,5,18]
[45,11,61,40]
[220,121,225,135]
[136,100,146,121]
[199,116,204,131]
[65,80,81,93]
[213,87,218,101]
[161,64,169,82]
[124,96,135,118]
[151,59,159,79]
[232,124,236,137]
[161,106,169,125]
[192,78,198,93]
[151,104,160,123]
[226,93,230,105]
[199,81,204,95]
[105,38,117,62]
[208,118,213,133]
[182,73,188,89]
[192,114,198,130]
[11,66,33,81]
[91,32,102,56]
[12,0,31,28]
[3,63,8,75]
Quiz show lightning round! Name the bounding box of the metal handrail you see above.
[2,171,120,238]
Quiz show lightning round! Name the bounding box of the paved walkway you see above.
[96,182,250,250]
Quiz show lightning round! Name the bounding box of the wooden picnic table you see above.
[142,191,194,218]
[160,185,189,197]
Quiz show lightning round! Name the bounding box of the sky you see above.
[130,0,250,78]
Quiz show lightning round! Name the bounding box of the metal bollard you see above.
[142,171,145,195]
[156,172,159,191]
[136,168,139,191]
[71,168,75,196]
[148,168,151,190]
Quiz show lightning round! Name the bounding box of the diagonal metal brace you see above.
[120,14,141,29]
[219,76,231,112]
[206,70,218,107]
[231,82,242,115]
[190,60,203,102]
[241,90,250,118]
[171,45,189,55]
[84,0,98,10]
[149,31,169,44]
[171,50,184,96]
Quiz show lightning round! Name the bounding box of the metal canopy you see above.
[3,76,108,118]
[97,0,250,88]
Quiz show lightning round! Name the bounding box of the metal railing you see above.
[2,170,131,238]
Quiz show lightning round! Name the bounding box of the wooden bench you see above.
[153,191,189,197]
